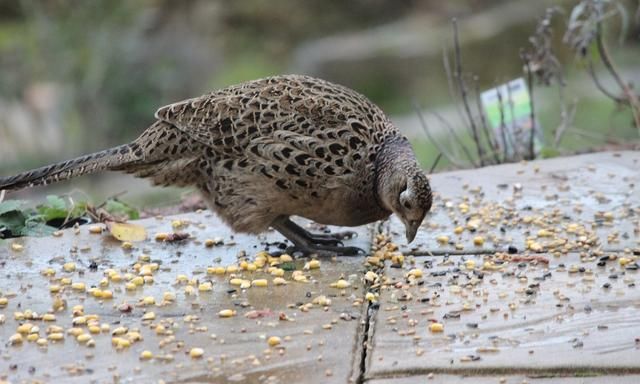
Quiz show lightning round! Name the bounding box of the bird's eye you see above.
[403,201,412,209]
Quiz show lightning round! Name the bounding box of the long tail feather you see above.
[0,144,137,192]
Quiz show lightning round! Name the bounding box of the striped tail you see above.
[0,144,138,192]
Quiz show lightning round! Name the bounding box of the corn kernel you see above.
[198,282,213,292]
[142,296,155,305]
[140,350,153,360]
[48,332,64,341]
[473,236,485,246]
[142,312,156,321]
[0,297,8,306]
[77,333,92,343]
[218,309,236,318]
[121,242,133,250]
[267,336,281,347]
[11,243,24,252]
[251,279,268,287]
[88,225,103,234]
[280,254,293,263]
[436,235,449,245]
[189,347,204,358]
[465,260,476,270]
[163,292,176,302]
[408,268,423,278]
[9,333,23,345]
[429,323,444,332]
[42,314,56,322]
[273,277,287,286]
[63,262,76,272]
[330,279,350,289]
[71,282,86,291]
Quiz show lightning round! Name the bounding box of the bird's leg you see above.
[279,218,357,245]
[270,216,365,257]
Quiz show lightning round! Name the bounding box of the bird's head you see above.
[376,138,433,243]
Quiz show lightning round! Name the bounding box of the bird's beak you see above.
[405,220,419,243]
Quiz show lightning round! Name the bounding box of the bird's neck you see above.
[374,137,416,212]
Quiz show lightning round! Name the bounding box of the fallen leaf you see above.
[108,222,147,242]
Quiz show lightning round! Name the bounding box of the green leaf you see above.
[20,220,57,237]
[0,200,25,216]
[37,195,69,222]
[104,199,140,220]
[0,209,27,237]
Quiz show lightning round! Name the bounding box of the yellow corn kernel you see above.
[71,282,86,291]
[473,236,485,246]
[218,309,236,318]
[189,347,204,358]
[63,262,76,272]
[408,268,423,278]
[436,235,449,244]
[9,333,23,344]
[140,350,153,360]
[42,314,56,322]
[142,312,156,321]
[76,333,92,343]
[429,323,444,332]
[48,332,64,341]
[305,259,321,270]
[11,243,24,252]
[163,291,176,302]
[198,282,213,292]
[273,277,287,286]
[267,336,281,347]
[251,279,268,287]
[88,225,103,234]
[330,279,350,289]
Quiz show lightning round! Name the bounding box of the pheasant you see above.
[0,75,432,255]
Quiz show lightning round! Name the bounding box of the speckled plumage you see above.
[0,75,432,254]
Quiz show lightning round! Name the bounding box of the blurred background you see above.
[0,0,639,208]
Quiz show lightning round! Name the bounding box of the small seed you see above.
[330,279,350,289]
[218,309,236,318]
[189,347,204,358]
[140,350,153,360]
[429,323,444,333]
[267,336,281,347]
[252,279,268,287]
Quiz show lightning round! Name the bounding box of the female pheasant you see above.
[0,75,432,255]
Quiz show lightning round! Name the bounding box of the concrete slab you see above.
[0,212,373,383]
[365,252,640,379]
[391,151,639,255]
[367,374,640,384]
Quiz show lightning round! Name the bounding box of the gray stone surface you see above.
[391,151,639,255]
[0,151,638,383]
[0,212,372,383]
[367,375,640,384]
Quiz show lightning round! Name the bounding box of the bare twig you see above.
[442,47,471,138]
[412,102,466,169]
[432,112,477,166]
[429,153,443,173]
[585,60,625,103]
[520,50,538,160]
[495,87,509,161]
[594,20,640,131]
[473,77,501,164]
[554,98,578,147]
[451,18,485,166]
[505,82,520,160]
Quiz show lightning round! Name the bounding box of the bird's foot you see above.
[286,244,366,258]
[305,230,358,246]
